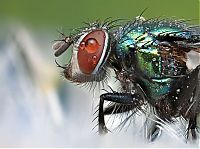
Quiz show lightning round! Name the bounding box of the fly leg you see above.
[102,83,147,115]
[103,103,137,115]
[147,120,162,142]
[144,110,163,142]
[98,90,145,134]
[187,115,198,140]
[186,65,200,140]
[102,95,163,142]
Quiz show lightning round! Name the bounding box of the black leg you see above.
[147,120,162,142]
[104,103,137,115]
[186,74,200,141]
[98,92,144,134]
[187,115,197,140]
[144,106,162,142]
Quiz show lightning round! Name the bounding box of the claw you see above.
[98,124,110,135]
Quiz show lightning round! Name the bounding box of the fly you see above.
[52,14,200,141]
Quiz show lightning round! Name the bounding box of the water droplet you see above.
[186,86,189,88]
[92,55,97,60]
[80,41,85,50]
[155,63,159,66]
[175,97,178,99]
[176,89,181,93]
[131,90,136,94]
[92,56,97,65]
[152,58,156,61]
[85,38,99,53]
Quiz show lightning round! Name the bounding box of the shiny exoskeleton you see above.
[52,15,200,141]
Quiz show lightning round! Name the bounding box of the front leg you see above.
[98,92,144,134]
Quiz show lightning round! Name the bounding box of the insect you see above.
[52,13,200,141]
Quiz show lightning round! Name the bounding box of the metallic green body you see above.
[116,26,187,100]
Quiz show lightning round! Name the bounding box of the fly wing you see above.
[157,27,200,65]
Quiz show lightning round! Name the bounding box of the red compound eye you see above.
[77,30,107,74]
